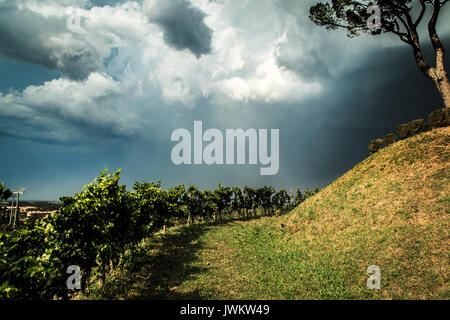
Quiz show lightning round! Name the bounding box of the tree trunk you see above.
[430,68,450,109]
[437,77,450,109]
[407,1,449,109]
[428,2,449,109]
[413,50,450,109]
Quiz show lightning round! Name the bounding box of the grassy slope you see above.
[85,127,449,300]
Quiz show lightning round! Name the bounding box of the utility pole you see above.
[9,188,25,228]
[9,195,15,225]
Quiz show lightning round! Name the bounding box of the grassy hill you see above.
[84,127,449,300]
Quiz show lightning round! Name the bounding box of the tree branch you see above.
[392,20,412,44]
[429,0,446,73]
[414,0,427,27]
[396,14,412,37]
[395,6,432,79]
[429,0,444,53]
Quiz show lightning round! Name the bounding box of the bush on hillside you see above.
[428,107,450,128]
[383,133,397,146]
[397,123,410,139]
[408,119,425,135]
[368,139,383,154]
[422,122,433,132]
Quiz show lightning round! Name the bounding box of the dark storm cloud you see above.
[277,50,332,82]
[276,36,450,188]
[0,2,102,80]
[146,0,213,58]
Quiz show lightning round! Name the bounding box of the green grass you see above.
[80,217,366,300]
[81,127,450,300]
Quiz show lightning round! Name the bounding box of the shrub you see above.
[383,133,397,146]
[134,181,169,232]
[368,139,383,154]
[0,223,61,299]
[272,189,290,213]
[294,189,304,206]
[397,123,410,139]
[428,107,450,128]
[422,122,433,132]
[45,169,136,290]
[0,183,12,232]
[408,119,425,135]
[0,183,12,201]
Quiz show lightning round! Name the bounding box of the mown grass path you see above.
[84,214,383,300]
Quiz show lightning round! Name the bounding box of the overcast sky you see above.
[0,0,449,200]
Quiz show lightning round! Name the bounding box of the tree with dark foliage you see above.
[309,0,450,108]
[0,183,12,226]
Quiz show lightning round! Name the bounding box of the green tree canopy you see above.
[0,183,12,201]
